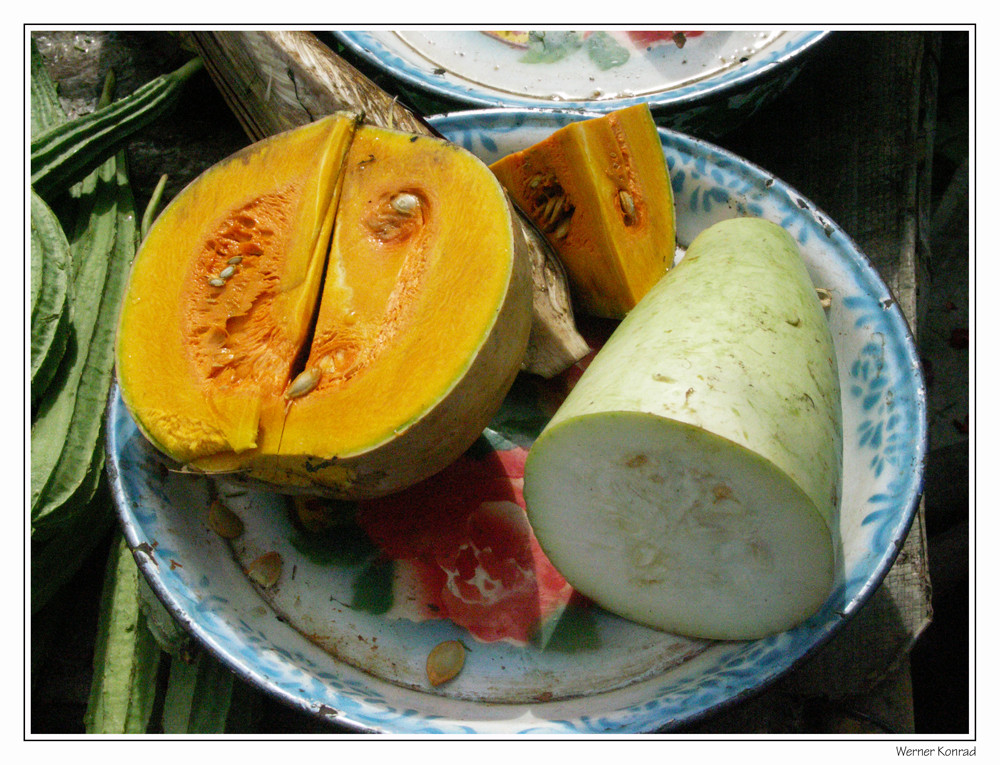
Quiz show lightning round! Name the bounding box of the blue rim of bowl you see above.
[334,30,832,112]
[105,109,927,734]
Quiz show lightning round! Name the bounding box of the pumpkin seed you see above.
[548,194,565,226]
[618,189,636,220]
[286,367,321,399]
[247,551,282,588]
[208,277,225,287]
[553,219,571,240]
[541,194,558,222]
[390,192,419,214]
[227,256,242,265]
[293,496,335,533]
[219,265,235,279]
[207,499,244,539]
[426,639,465,686]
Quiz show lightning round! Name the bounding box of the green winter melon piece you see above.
[523,217,842,641]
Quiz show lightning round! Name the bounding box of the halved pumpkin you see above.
[490,104,675,319]
[116,114,532,498]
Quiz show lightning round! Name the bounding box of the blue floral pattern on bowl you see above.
[106,109,926,734]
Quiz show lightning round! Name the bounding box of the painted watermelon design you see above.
[290,319,614,646]
[356,439,573,645]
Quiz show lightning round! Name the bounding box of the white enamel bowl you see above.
[106,109,926,734]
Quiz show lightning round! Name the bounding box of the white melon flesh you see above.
[525,414,833,640]
[523,217,842,641]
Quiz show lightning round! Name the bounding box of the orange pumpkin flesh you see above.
[490,104,675,319]
[118,115,355,462]
[116,114,531,498]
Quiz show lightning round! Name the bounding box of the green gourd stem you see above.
[30,154,115,529]
[98,66,118,109]
[29,42,76,406]
[32,147,138,534]
[161,652,235,734]
[30,57,203,200]
[30,477,115,613]
[30,37,66,136]
[84,533,163,734]
[141,173,169,241]
[30,190,73,405]
[31,73,128,525]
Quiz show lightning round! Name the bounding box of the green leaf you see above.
[161,652,235,734]
[32,145,138,536]
[520,31,584,64]
[84,534,163,734]
[585,31,630,71]
[351,557,395,615]
[30,189,73,405]
[538,599,601,653]
[288,518,377,567]
[30,475,114,614]
[30,37,66,136]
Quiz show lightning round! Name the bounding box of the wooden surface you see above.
[29,29,949,735]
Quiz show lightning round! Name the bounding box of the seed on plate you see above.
[426,639,465,686]
[247,551,282,588]
[816,287,833,310]
[207,499,244,539]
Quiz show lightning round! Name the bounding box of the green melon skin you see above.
[523,217,842,641]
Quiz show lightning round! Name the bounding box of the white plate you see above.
[333,30,830,135]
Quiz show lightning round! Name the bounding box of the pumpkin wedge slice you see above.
[490,103,675,319]
[118,113,358,463]
[116,116,532,498]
